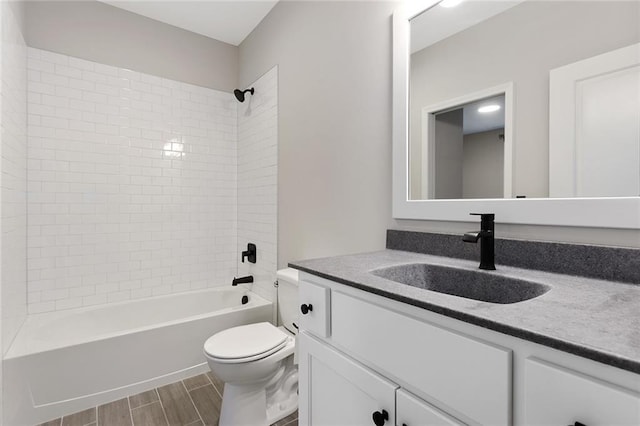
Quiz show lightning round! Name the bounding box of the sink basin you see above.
[370,263,550,304]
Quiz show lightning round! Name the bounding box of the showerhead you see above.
[234,87,255,103]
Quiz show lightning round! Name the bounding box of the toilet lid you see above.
[204,322,288,360]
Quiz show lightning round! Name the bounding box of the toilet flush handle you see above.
[300,304,313,315]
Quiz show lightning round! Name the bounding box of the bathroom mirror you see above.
[392,0,640,228]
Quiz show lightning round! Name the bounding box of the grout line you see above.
[182,381,205,425]
[126,395,135,426]
[155,388,171,426]
[82,408,97,426]
[204,372,213,386]
[187,382,213,392]
[86,407,97,426]
[129,398,161,411]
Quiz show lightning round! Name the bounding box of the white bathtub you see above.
[4,287,272,425]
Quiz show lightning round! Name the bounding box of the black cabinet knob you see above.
[300,304,313,315]
[569,423,587,426]
[372,409,388,426]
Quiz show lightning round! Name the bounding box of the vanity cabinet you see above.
[297,272,640,426]
[523,358,640,426]
[299,331,464,426]
[298,331,397,425]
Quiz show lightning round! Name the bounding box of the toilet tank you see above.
[276,268,299,334]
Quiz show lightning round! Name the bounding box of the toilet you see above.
[204,268,299,426]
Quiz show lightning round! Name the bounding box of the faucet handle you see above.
[470,213,495,220]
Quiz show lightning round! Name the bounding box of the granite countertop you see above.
[290,249,640,374]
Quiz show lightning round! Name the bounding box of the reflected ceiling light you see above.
[478,104,501,113]
[440,0,464,8]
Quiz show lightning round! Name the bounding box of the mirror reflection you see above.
[427,95,506,199]
[408,0,640,200]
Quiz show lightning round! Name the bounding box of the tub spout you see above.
[232,275,254,286]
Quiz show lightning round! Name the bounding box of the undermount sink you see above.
[370,263,550,304]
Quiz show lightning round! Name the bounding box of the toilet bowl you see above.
[204,269,299,426]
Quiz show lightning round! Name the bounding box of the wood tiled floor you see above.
[38,370,298,426]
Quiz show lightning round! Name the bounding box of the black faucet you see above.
[462,213,496,270]
[242,243,257,263]
[232,275,254,286]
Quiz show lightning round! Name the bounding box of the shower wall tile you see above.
[26,48,238,313]
[1,1,28,353]
[237,67,278,303]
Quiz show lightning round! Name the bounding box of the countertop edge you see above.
[290,263,640,376]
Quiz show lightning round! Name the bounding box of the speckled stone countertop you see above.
[290,250,640,374]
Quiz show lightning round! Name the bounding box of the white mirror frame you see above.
[392,6,640,229]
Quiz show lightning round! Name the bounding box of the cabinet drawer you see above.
[524,358,640,426]
[299,280,330,338]
[331,291,511,426]
[397,389,464,426]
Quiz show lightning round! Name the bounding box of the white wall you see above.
[1,0,27,416]
[26,48,239,313]
[24,0,238,92]
[239,1,396,267]
[237,66,278,302]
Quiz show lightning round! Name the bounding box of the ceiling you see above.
[462,95,505,135]
[100,1,279,46]
[410,0,525,54]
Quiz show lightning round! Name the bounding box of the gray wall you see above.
[410,1,640,198]
[463,129,504,199]
[434,110,463,199]
[242,0,639,252]
[24,1,238,91]
[239,1,396,267]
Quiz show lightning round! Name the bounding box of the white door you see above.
[549,42,640,197]
[298,331,398,426]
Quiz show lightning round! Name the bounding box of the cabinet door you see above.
[299,280,331,337]
[397,389,465,426]
[298,331,398,426]
[524,358,640,426]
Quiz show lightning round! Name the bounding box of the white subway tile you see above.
[27,48,252,313]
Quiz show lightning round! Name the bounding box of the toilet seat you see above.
[204,322,289,363]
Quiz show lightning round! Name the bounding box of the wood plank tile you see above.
[38,419,61,426]
[131,401,168,426]
[183,374,211,391]
[62,407,96,426]
[129,389,159,409]
[189,384,221,426]
[97,398,132,426]
[157,382,200,426]
[272,411,298,426]
[206,371,225,396]
[184,421,204,426]
[282,420,298,426]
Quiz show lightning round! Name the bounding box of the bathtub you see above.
[4,287,272,425]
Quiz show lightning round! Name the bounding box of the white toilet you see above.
[204,268,299,426]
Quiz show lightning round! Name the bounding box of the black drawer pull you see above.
[372,409,388,426]
[569,423,587,426]
[300,303,313,315]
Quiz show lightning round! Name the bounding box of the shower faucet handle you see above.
[241,243,257,264]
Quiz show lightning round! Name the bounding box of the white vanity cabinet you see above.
[299,331,464,426]
[297,272,640,426]
[298,331,398,426]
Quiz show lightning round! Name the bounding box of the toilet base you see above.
[219,358,298,426]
